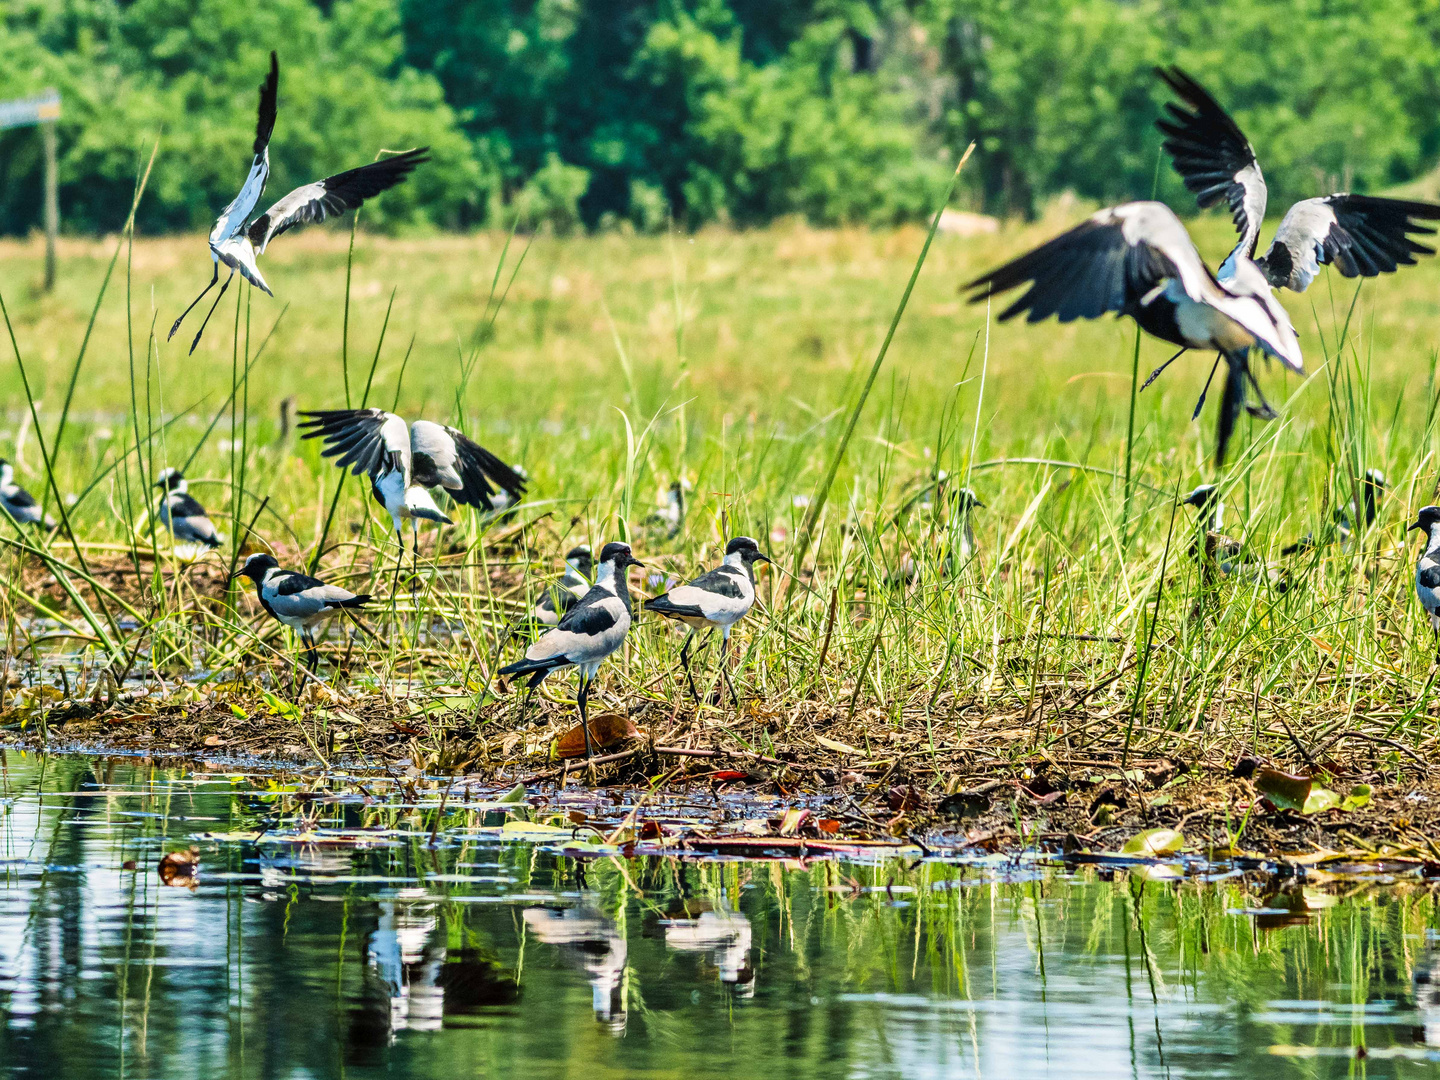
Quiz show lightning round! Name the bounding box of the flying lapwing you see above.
[643,536,770,705]
[234,552,372,671]
[966,201,1303,464]
[169,51,428,354]
[499,541,643,759]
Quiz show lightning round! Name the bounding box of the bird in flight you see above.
[169,52,428,354]
[965,201,1302,464]
[233,552,371,671]
[298,408,526,579]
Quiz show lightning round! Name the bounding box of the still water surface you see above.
[1,753,1437,1078]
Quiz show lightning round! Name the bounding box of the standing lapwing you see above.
[644,536,770,704]
[155,468,221,550]
[297,408,526,579]
[1182,483,1288,591]
[168,51,428,354]
[1145,68,1440,406]
[1282,469,1387,556]
[0,459,55,530]
[234,552,372,671]
[499,541,643,758]
[645,480,687,537]
[1411,506,1440,660]
[532,545,594,626]
[965,201,1303,464]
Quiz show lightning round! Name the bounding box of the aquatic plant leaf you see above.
[1120,828,1184,856]
[1255,768,1312,811]
[555,712,639,758]
[1302,787,1342,814]
[497,783,527,803]
[229,704,247,720]
[816,735,862,755]
[1342,784,1373,811]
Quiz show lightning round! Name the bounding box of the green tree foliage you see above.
[2,0,1440,233]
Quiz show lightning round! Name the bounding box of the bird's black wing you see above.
[5,486,36,509]
[254,52,279,160]
[247,148,429,253]
[1154,66,1267,249]
[1421,565,1440,590]
[1263,195,1440,289]
[686,565,746,599]
[446,428,527,509]
[297,408,410,480]
[273,571,329,596]
[965,207,1183,324]
[556,599,619,636]
[169,493,210,518]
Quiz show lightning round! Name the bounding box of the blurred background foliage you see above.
[2,0,1440,235]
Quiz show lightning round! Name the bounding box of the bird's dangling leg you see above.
[1244,367,1279,421]
[577,674,595,760]
[678,628,700,703]
[1214,356,1248,467]
[189,268,235,355]
[169,263,219,341]
[1141,347,1187,392]
[719,632,741,709]
[1191,353,1222,421]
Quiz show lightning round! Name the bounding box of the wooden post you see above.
[41,118,57,292]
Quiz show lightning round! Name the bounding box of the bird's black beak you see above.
[755,552,772,564]
[1409,518,1425,533]
[628,556,644,568]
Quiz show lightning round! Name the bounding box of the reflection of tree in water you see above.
[523,907,629,1033]
[346,894,519,1065]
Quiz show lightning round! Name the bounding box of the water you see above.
[1,753,1437,1079]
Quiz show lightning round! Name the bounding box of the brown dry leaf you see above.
[556,712,639,759]
[1256,768,1312,811]
[158,848,199,890]
[203,735,224,747]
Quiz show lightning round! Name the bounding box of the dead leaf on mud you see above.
[816,735,862,756]
[1120,829,1184,856]
[555,712,639,758]
[158,848,199,889]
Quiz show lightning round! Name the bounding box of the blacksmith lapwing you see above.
[168,51,428,354]
[499,541,643,758]
[1410,506,1440,659]
[643,536,770,704]
[532,545,594,626]
[297,408,526,578]
[155,468,221,550]
[0,459,55,530]
[234,552,372,671]
[966,200,1303,464]
[1282,469,1386,556]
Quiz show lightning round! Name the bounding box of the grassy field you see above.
[3,207,1440,795]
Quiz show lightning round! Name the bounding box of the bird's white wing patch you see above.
[1266,198,1337,291]
[1111,202,1212,303]
[409,421,463,488]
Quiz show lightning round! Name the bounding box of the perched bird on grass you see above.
[1409,506,1440,659]
[644,536,770,705]
[154,468,221,550]
[1282,469,1386,556]
[532,545,593,626]
[645,480,686,537]
[499,541,643,758]
[233,552,371,671]
[966,201,1302,465]
[1182,483,1287,591]
[0,459,55,530]
[169,51,428,354]
[298,408,526,580]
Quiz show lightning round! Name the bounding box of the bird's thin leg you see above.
[577,674,594,760]
[412,520,420,589]
[518,671,545,724]
[304,631,319,672]
[1141,347,1187,392]
[188,268,235,355]
[169,263,219,341]
[719,632,741,709]
[1244,368,1279,421]
[393,528,404,596]
[678,628,700,703]
[1191,354,1222,421]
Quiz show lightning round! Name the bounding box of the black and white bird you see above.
[154,468,221,550]
[532,545,594,626]
[1282,469,1387,556]
[168,52,428,354]
[1157,68,1440,295]
[645,480,687,537]
[499,541,643,758]
[0,459,55,530]
[966,200,1303,464]
[297,408,526,576]
[1181,484,1246,572]
[643,536,770,704]
[1410,506,1440,658]
[234,552,372,670]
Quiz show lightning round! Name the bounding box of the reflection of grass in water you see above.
[5,215,1440,772]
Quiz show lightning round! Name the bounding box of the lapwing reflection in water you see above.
[523,906,629,1032]
[661,904,755,997]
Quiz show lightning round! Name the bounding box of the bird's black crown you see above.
[236,552,279,581]
[155,468,186,491]
[1410,506,1440,534]
[565,544,594,572]
[598,541,642,567]
[725,536,771,562]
